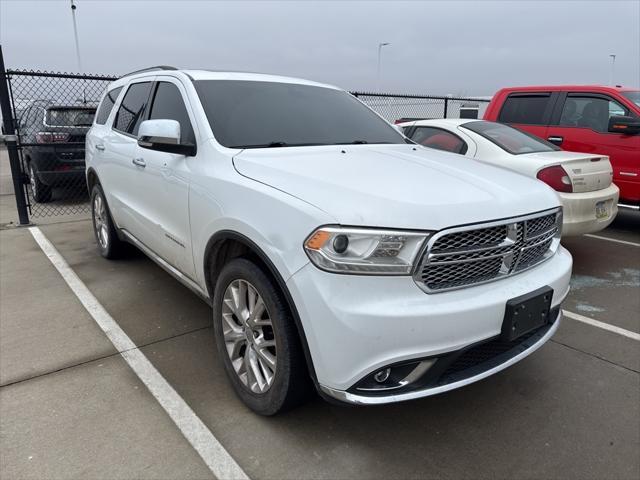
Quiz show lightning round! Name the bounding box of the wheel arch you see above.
[203,230,319,387]
[86,167,100,192]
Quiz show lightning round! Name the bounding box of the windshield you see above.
[194,80,406,148]
[462,121,560,155]
[621,91,640,108]
[46,108,96,127]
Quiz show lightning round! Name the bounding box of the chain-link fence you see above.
[352,92,490,124]
[3,68,116,219]
[0,60,490,223]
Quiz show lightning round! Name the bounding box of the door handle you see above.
[547,136,563,146]
[96,144,105,151]
[132,157,146,168]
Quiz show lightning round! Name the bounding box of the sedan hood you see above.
[233,144,560,230]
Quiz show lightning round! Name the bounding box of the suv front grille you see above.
[415,210,561,292]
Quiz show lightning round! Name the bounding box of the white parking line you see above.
[584,234,640,247]
[29,226,250,480]
[563,309,640,341]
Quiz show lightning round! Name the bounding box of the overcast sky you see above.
[1,0,638,96]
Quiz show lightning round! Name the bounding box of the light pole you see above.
[376,42,390,92]
[70,0,83,73]
[609,54,616,86]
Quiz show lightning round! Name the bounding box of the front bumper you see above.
[321,309,562,405]
[286,245,572,398]
[559,184,619,236]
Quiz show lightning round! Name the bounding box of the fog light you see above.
[373,368,391,383]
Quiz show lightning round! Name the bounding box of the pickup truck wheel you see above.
[29,163,52,203]
[213,258,309,415]
[91,185,125,259]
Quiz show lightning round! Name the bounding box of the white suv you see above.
[86,67,573,415]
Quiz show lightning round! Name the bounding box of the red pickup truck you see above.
[484,86,640,206]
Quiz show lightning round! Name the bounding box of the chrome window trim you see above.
[412,207,562,294]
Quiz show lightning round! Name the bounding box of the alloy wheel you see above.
[221,279,277,393]
[93,193,109,249]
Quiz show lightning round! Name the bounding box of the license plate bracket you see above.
[501,286,554,342]
[595,200,609,219]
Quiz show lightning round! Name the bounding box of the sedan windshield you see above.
[462,121,560,155]
[621,91,640,108]
[194,80,406,148]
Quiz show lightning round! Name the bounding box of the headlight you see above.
[304,227,432,275]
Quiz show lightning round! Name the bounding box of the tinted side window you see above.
[559,96,628,132]
[498,94,551,125]
[113,82,152,135]
[411,127,468,154]
[148,82,195,144]
[95,87,122,125]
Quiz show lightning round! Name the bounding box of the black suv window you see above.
[410,126,468,154]
[148,82,195,145]
[113,82,152,136]
[95,87,122,125]
[498,94,552,125]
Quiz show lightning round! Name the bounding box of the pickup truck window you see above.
[559,96,627,132]
[194,80,406,148]
[621,91,640,108]
[463,121,559,155]
[498,94,552,125]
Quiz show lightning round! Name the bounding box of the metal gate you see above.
[0,47,115,223]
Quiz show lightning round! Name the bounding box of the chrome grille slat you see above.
[415,210,561,292]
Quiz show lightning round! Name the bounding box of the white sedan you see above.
[400,119,619,236]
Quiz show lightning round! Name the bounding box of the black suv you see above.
[19,100,96,202]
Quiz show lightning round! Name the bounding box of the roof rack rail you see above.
[119,65,178,79]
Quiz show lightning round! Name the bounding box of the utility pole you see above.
[376,42,390,93]
[70,0,83,73]
[609,54,616,86]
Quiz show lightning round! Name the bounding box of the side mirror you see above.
[608,115,640,135]
[137,119,197,156]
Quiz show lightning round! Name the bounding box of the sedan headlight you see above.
[304,227,432,275]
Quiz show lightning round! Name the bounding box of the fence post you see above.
[443,97,449,118]
[0,46,29,225]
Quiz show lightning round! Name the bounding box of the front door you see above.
[548,93,640,203]
[133,78,199,278]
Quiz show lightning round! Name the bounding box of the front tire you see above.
[213,258,310,415]
[91,184,125,259]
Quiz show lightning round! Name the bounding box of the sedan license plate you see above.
[501,287,553,342]
[595,200,609,219]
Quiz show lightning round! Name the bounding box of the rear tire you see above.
[29,163,52,203]
[212,258,310,415]
[91,184,125,259]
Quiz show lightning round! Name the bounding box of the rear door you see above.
[102,79,154,238]
[496,92,558,141]
[547,93,640,203]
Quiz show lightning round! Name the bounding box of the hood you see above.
[233,144,560,230]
